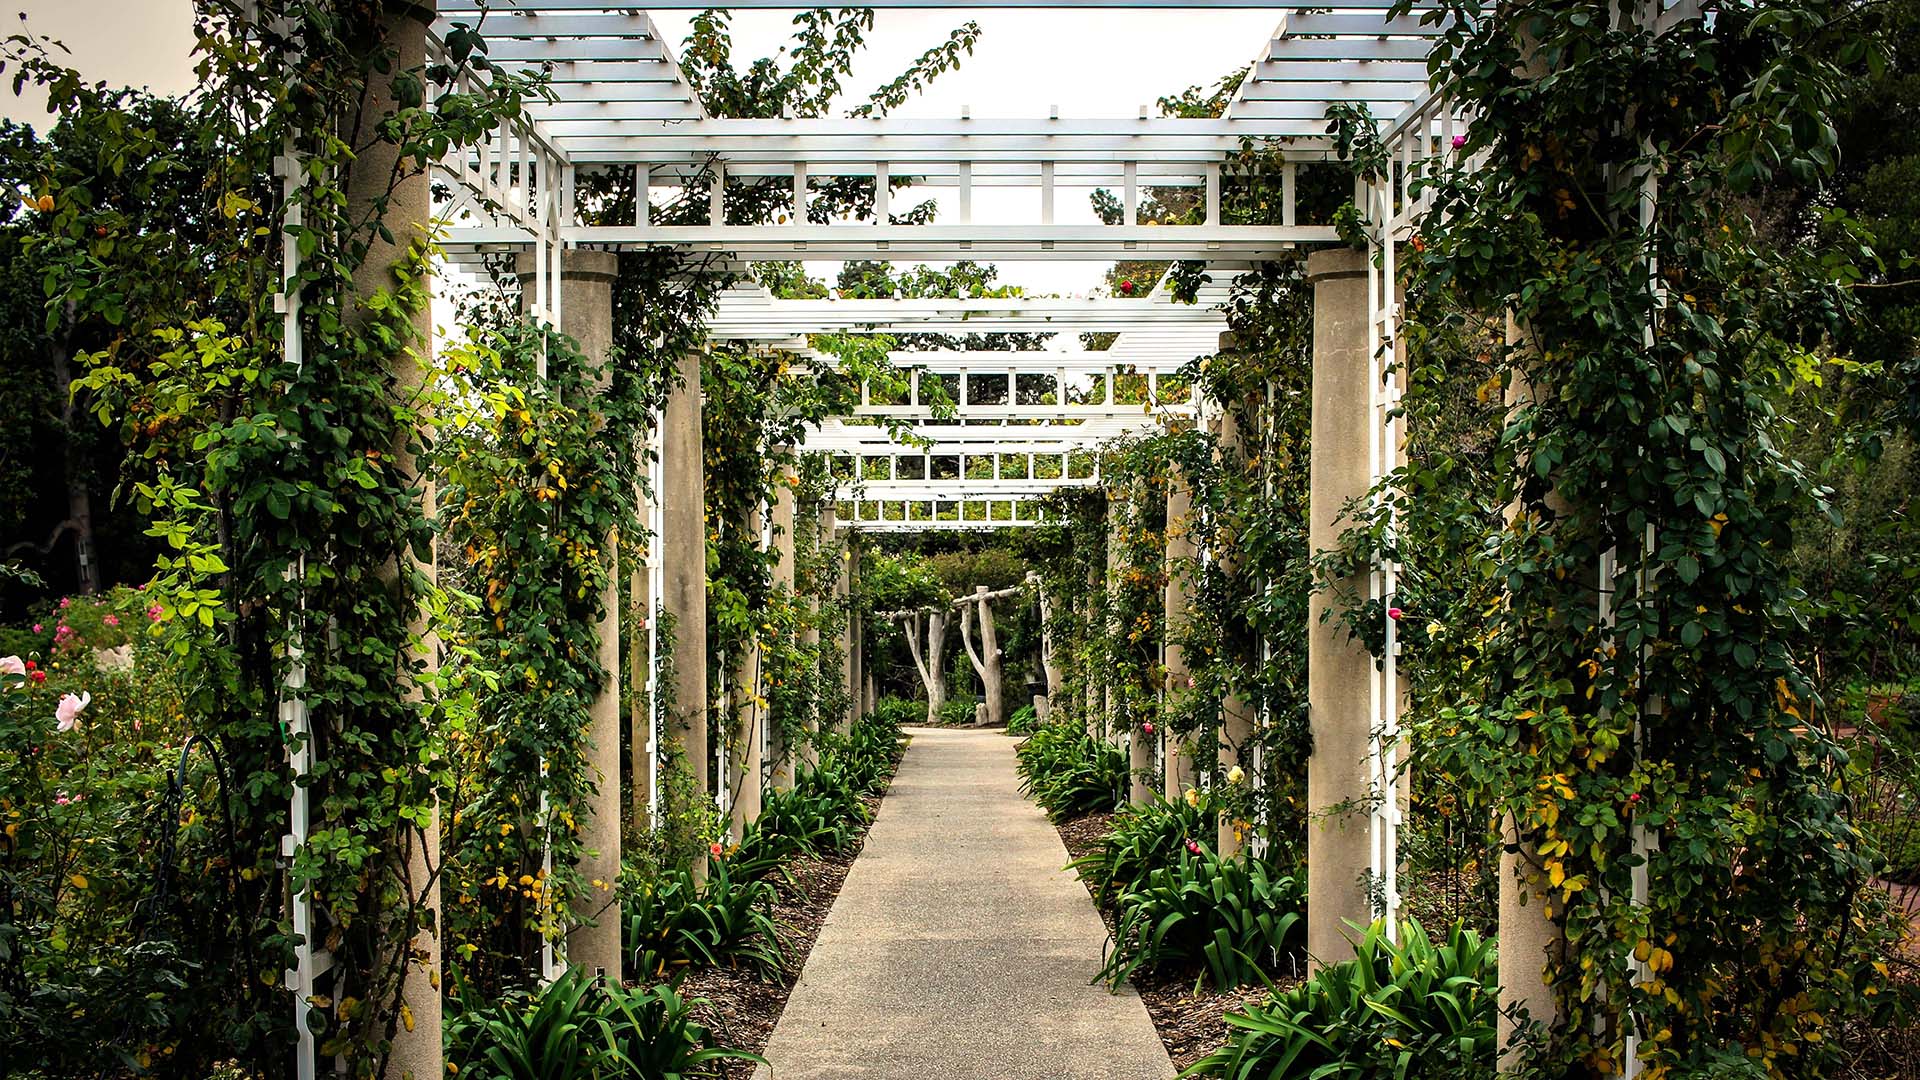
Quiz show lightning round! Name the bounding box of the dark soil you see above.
[680,790,886,1079]
[1050,808,1299,1072]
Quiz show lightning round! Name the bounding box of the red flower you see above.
[1387,606,1404,621]
[30,671,46,684]
[1184,839,1201,856]
[1119,279,1136,295]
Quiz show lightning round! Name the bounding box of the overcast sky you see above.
[0,2,1280,294]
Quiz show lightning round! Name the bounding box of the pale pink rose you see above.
[102,614,119,627]
[55,691,91,732]
[0,656,22,678]
[31,624,42,633]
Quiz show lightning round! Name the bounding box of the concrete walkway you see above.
[755,726,1175,1080]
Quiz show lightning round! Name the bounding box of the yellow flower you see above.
[1226,765,1245,785]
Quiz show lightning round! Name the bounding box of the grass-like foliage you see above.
[449,967,763,1080]
[624,856,789,982]
[1015,721,1127,822]
[750,765,872,862]
[1098,846,1303,991]
[1184,920,1496,1080]
[1070,795,1211,908]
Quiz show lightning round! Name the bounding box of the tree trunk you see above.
[959,589,1004,727]
[903,609,949,723]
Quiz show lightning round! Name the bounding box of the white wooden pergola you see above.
[276,3,1536,1076]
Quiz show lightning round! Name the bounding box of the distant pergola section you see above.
[700,276,1222,531]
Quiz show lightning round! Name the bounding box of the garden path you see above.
[753,726,1175,1080]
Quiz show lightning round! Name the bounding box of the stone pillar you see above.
[517,249,623,978]
[768,467,798,791]
[798,499,823,774]
[843,531,864,730]
[1303,247,1384,967]
[1207,396,1258,856]
[1118,485,1153,803]
[347,4,439,1076]
[630,468,655,836]
[835,526,856,734]
[1105,493,1123,744]
[1038,586,1063,702]
[1162,464,1199,801]
[727,499,766,843]
[663,347,709,878]
[1082,560,1101,738]
[1497,315,1566,1057]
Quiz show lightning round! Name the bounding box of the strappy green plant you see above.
[1097,847,1303,991]
[1183,919,1497,1080]
[623,857,790,982]
[1069,795,1212,909]
[448,968,763,1080]
[1016,722,1127,822]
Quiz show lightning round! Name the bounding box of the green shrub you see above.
[1070,795,1210,908]
[1007,702,1040,735]
[449,967,761,1080]
[754,767,871,860]
[1184,920,1496,1080]
[869,694,924,732]
[936,696,977,726]
[1098,847,1303,991]
[1015,722,1125,822]
[623,856,789,982]
[821,708,907,795]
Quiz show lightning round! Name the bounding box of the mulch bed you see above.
[1050,808,1298,1072]
[680,789,887,1079]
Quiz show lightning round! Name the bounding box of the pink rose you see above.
[147,604,164,622]
[59,597,70,609]
[55,691,91,732]
[1142,722,1155,735]
[1387,607,1404,621]
[102,614,119,627]
[1185,839,1201,856]
[1451,134,1467,148]
[32,624,42,633]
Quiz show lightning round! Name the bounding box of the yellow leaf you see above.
[69,873,88,890]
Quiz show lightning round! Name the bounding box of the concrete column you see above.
[728,499,766,842]
[1105,494,1123,744]
[843,531,863,729]
[835,525,856,734]
[1209,401,1257,857]
[517,249,623,978]
[1302,247,1380,966]
[768,467,798,791]
[1082,559,1101,737]
[346,4,439,1076]
[663,347,709,878]
[630,472,655,837]
[1038,586,1063,701]
[1162,464,1199,801]
[813,502,836,755]
[1120,485,1153,804]
[1497,316,1566,1056]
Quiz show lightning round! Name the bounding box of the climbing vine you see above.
[1329,1,1898,1074]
